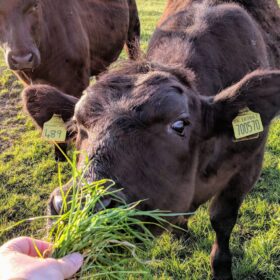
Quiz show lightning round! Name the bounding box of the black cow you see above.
[23,2,280,279]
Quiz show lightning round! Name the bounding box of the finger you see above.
[57,253,84,278]
[2,237,52,257]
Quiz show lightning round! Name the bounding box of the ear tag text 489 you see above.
[232,107,263,142]
[42,114,67,143]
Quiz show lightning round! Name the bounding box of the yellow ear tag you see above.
[232,107,263,141]
[42,114,67,143]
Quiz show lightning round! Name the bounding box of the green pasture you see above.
[0,0,279,279]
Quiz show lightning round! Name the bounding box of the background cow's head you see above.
[0,0,42,71]
[22,62,280,215]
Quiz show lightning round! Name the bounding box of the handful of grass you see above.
[49,177,171,279]
[1,152,185,279]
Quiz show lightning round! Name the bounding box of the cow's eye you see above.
[171,120,190,136]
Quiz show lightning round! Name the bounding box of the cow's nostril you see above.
[27,53,33,62]
[10,53,35,69]
[11,56,16,64]
[53,195,63,214]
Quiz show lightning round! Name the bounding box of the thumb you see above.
[57,253,84,279]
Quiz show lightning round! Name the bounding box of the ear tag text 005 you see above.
[42,114,67,143]
[232,107,263,142]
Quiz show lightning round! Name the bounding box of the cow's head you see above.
[0,0,42,71]
[22,62,280,217]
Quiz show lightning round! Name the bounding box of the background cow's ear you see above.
[201,70,280,138]
[22,85,79,134]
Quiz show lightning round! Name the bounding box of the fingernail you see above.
[66,253,84,266]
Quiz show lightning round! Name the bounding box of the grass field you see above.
[0,0,279,279]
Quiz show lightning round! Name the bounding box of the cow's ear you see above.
[22,85,79,137]
[201,70,280,138]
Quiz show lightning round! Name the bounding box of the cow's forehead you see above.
[97,71,185,108]
[75,68,192,128]
[134,70,177,87]
[75,86,190,133]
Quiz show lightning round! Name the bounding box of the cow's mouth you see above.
[18,67,36,71]
[17,64,40,72]
[50,179,126,216]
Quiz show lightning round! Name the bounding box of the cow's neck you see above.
[39,1,89,64]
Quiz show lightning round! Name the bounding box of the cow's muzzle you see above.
[6,49,40,70]
[48,181,125,216]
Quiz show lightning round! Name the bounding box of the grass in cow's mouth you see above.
[49,153,187,279]
[49,178,170,279]
[1,151,187,279]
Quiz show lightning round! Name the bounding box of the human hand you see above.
[0,236,83,280]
